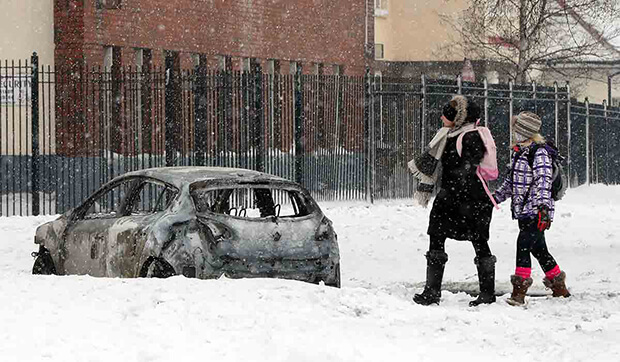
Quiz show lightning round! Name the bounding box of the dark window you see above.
[375,43,384,59]
[266,59,281,75]
[96,0,122,10]
[250,58,262,73]
[290,61,302,75]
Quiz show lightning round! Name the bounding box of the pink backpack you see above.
[456,121,499,209]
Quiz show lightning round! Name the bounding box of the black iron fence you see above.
[0,53,618,216]
[368,75,620,202]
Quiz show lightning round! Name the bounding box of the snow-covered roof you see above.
[550,0,620,63]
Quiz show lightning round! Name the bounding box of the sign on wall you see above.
[0,75,31,106]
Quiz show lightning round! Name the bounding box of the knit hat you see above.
[442,95,481,128]
[512,111,542,139]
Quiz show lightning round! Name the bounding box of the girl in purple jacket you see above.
[493,112,571,306]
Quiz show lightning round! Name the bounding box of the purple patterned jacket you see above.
[494,144,555,221]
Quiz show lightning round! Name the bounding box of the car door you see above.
[104,178,178,277]
[62,178,135,277]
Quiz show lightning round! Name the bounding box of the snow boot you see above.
[507,275,533,306]
[543,271,571,298]
[413,250,448,306]
[469,255,497,307]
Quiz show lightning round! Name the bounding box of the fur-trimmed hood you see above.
[450,95,469,128]
[448,95,480,130]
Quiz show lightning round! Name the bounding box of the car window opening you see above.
[83,178,178,220]
[191,186,315,219]
[129,181,177,215]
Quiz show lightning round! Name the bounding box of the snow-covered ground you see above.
[1,185,619,361]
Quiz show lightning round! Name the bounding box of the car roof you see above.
[116,166,292,188]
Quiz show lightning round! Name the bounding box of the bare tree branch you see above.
[441,0,620,83]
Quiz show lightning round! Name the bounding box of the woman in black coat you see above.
[408,95,495,306]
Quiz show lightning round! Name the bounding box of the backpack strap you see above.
[510,145,527,190]
[477,169,499,209]
[521,143,555,207]
[526,144,539,168]
[528,142,557,167]
[455,128,477,157]
[456,122,499,209]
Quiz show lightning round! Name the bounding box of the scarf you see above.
[408,123,476,207]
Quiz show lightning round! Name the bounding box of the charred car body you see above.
[32,167,340,287]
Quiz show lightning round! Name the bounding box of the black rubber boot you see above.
[469,255,497,307]
[413,250,448,306]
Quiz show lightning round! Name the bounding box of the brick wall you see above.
[55,0,372,75]
[52,0,373,157]
[54,0,86,68]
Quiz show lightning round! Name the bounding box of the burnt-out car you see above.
[31,167,340,287]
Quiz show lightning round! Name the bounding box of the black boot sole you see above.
[413,294,440,305]
[469,296,496,307]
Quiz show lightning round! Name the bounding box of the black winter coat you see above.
[427,130,493,241]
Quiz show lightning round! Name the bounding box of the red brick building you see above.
[54,0,375,75]
[52,0,374,159]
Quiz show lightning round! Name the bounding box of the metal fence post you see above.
[31,52,40,216]
[604,100,609,184]
[364,68,373,203]
[483,78,488,126]
[164,53,176,167]
[254,69,264,172]
[585,99,590,186]
[194,56,207,166]
[509,80,514,146]
[532,80,537,113]
[566,81,572,186]
[554,82,559,145]
[294,66,304,185]
[421,74,426,151]
[457,74,462,95]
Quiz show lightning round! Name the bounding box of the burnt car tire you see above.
[140,258,176,278]
[324,263,341,288]
[32,247,57,275]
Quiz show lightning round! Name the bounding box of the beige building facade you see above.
[0,0,54,64]
[0,0,55,156]
[374,0,469,62]
[373,1,620,104]
[537,67,620,105]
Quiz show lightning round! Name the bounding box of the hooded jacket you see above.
[494,144,555,221]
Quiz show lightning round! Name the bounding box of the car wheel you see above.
[324,263,341,288]
[140,258,176,278]
[32,247,57,275]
